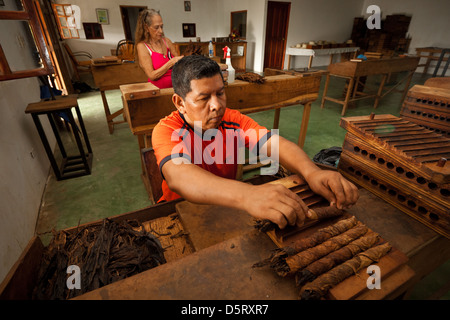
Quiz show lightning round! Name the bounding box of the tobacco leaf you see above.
[32,219,166,300]
[236,72,266,84]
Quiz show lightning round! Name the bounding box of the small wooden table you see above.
[320,56,419,115]
[286,46,360,69]
[25,95,93,180]
[91,61,147,134]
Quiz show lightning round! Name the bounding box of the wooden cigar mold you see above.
[337,114,450,239]
[400,85,450,138]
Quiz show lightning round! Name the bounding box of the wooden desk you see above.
[91,62,147,134]
[320,56,419,115]
[120,73,324,197]
[286,46,359,69]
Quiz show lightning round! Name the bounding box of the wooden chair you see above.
[63,43,92,80]
[116,39,135,61]
[141,147,163,204]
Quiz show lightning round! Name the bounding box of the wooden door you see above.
[263,1,290,70]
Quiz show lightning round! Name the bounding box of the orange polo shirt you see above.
[151,108,271,202]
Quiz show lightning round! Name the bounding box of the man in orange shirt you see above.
[152,55,359,229]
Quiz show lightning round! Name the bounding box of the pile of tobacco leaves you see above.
[32,219,166,300]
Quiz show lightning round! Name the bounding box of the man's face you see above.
[174,74,226,132]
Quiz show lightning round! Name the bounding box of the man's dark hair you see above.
[172,55,223,98]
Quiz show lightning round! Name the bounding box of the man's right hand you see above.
[241,184,311,229]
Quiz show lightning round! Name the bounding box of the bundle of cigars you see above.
[254,214,392,300]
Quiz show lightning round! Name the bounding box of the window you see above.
[0,0,54,81]
[52,3,79,39]
[83,22,103,40]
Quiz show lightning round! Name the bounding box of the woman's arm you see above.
[136,41,182,81]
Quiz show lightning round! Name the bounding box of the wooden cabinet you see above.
[174,41,247,72]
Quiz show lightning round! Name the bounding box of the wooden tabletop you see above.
[25,94,79,114]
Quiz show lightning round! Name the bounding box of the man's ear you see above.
[172,94,186,114]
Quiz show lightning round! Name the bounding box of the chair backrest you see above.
[63,43,78,65]
[141,147,163,204]
[116,40,135,61]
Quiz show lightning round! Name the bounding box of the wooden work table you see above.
[91,61,147,134]
[2,174,449,300]
[69,175,448,300]
[120,72,325,198]
[320,56,420,115]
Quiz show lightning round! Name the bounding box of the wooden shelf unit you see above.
[174,41,247,72]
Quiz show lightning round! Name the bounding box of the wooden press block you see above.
[327,246,413,300]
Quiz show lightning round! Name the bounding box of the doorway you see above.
[263,1,291,70]
[120,5,147,42]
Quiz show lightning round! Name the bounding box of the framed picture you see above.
[182,23,196,38]
[184,1,191,12]
[96,8,109,24]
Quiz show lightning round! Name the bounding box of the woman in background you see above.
[135,9,183,88]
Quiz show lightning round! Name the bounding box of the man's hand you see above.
[241,184,312,229]
[305,170,359,210]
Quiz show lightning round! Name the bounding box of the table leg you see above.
[320,73,331,109]
[67,109,91,174]
[287,55,292,70]
[308,56,313,69]
[273,108,281,129]
[100,90,114,134]
[298,102,312,148]
[31,114,62,180]
[47,113,67,158]
[75,106,93,154]
[341,77,355,116]
[374,74,387,109]
[400,71,414,103]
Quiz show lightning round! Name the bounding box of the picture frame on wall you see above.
[184,1,191,12]
[96,8,109,24]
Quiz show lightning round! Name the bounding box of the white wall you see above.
[361,0,450,75]
[0,77,53,283]
[284,0,363,69]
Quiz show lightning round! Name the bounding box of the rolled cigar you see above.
[255,206,344,232]
[307,206,345,221]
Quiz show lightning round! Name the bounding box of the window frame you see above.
[0,0,54,81]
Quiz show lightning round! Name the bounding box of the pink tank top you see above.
[144,39,173,89]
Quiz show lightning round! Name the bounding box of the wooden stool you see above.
[25,95,93,180]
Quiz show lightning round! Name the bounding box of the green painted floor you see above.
[35,70,449,300]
